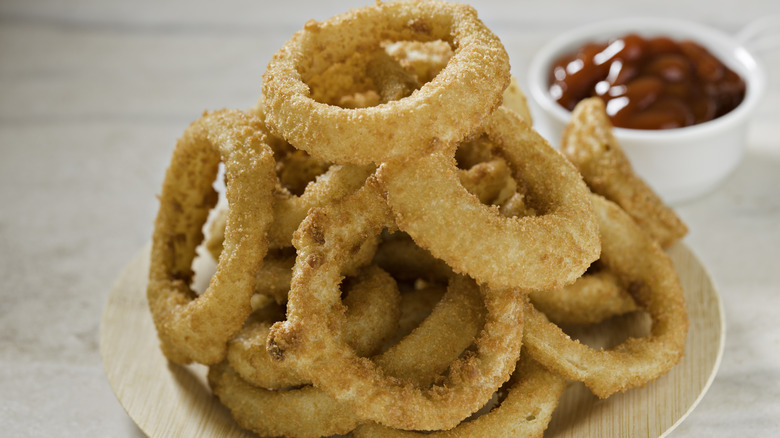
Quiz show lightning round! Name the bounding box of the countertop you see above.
[1,0,778,436]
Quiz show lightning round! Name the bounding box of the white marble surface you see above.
[1,1,778,436]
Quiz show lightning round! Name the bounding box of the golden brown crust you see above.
[262,0,511,165]
[379,107,601,291]
[562,98,689,248]
[353,354,567,438]
[524,194,689,398]
[227,264,401,389]
[530,269,638,325]
[147,109,276,365]
[267,180,525,430]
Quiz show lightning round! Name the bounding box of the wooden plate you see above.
[100,243,723,437]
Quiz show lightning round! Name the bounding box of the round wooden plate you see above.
[100,243,723,438]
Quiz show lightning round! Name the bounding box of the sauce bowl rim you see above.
[527,16,767,141]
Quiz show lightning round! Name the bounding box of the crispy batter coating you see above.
[353,354,567,437]
[379,107,600,291]
[267,179,525,430]
[147,109,276,365]
[374,273,486,387]
[209,262,496,437]
[524,194,689,398]
[269,163,375,248]
[262,0,511,165]
[204,116,375,255]
[530,269,638,325]
[562,98,688,248]
[208,362,361,438]
[227,264,401,389]
[385,39,454,84]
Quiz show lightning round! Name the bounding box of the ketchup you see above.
[549,34,746,130]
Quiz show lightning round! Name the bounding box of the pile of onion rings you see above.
[146,1,689,436]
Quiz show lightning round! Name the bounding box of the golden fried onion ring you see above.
[374,274,486,387]
[266,178,525,430]
[147,109,276,365]
[524,194,689,398]
[353,354,567,437]
[379,107,600,291]
[204,110,375,255]
[227,265,401,389]
[209,266,491,438]
[208,361,361,438]
[262,0,510,165]
[268,163,375,248]
[530,269,638,325]
[562,98,688,248]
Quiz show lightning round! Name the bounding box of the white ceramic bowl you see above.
[527,17,766,204]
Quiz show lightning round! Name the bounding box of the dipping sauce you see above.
[549,34,746,130]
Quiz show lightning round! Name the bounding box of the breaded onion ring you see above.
[147,109,276,365]
[266,178,525,430]
[379,107,600,291]
[374,273,486,387]
[458,158,515,205]
[209,266,489,438]
[262,0,510,165]
[530,269,638,325]
[204,105,376,255]
[274,149,331,196]
[524,194,689,398]
[389,283,447,346]
[204,162,374,255]
[353,354,567,437]
[562,97,688,248]
[227,264,401,389]
[208,362,361,438]
[268,163,375,248]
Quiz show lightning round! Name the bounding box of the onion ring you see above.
[210,263,491,437]
[378,106,600,291]
[208,362,361,438]
[458,158,516,205]
[268,163,375,248]
[353,354,567,437]
[305,50,380,107]
[374,273,486,387]
[262,0,510,165]
[204,101,376,255]
[274,148,331,196]
[562,97,688,248]
[450,128,635,325]
[205,161,375,255]
[147,109,276,365]
[266,177,525,430]
[227,264,401,389]
[523,194,689,398]
[529,269,638,325]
